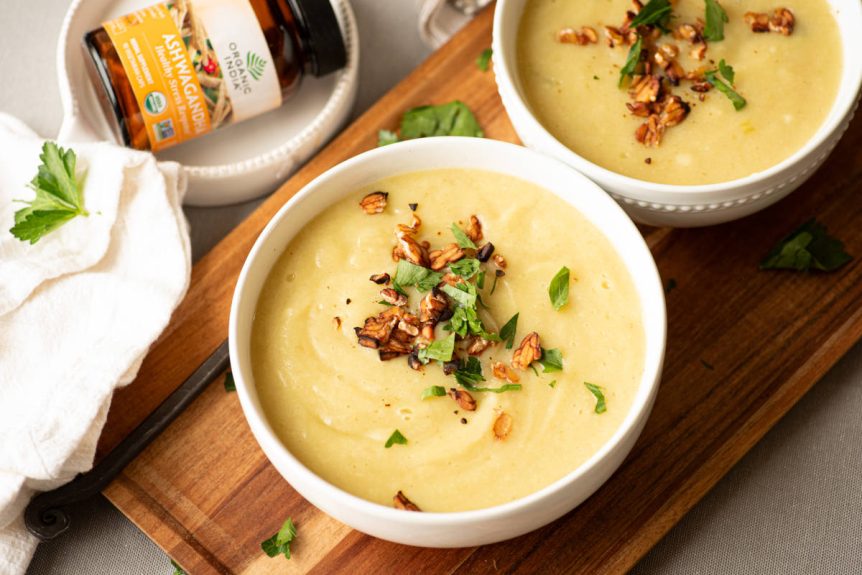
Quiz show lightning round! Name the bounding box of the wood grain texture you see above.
[100,5,862,574]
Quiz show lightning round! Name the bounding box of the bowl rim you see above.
[229,136,667,526]
[491,0,862,198]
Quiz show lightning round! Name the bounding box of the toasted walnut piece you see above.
[744,11,771,32]
[627,101,653,117]
[438,272,461,287]
[395,229,428,267]
[419,288,449,324]
[381,288,408,306]
[604,25,626,47]
[558,26,599,45]
[355,307,402,349]
[690,81,712,93]
[690,42,707,61]
[370,273,390,285]
[493,412,513,440]
[493,254,507,269]
[674,23,704,43]
[442,360,460,375]
[420,324,435,341]
[512,332,542,371]
[492,361,521,383]
[393,491,422,511]
[466,337,493,356]
[635,115,664,147]
[769,8,795,35]
[391,245,405,263]
[398,319,420,337]
[659,95,690,128]
[665,61,685,86]
[448,388,477,411]
[629,75,661,103]
[466,215,483,243]
[429,243,465,271]
[476,242,495,262]
[359,191,388,214]
[407,352,423,371]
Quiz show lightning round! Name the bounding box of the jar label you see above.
[103,0,281,151]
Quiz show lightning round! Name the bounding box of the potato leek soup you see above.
[517,0,842,185]
[251,169,645,512]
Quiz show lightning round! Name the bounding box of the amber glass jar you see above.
[83,0,346,152]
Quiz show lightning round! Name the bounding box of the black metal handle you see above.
[24,339,231,541]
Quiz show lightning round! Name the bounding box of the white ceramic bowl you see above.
[493,0,862,227]
[56,0,359,206]
[229,137,666,547]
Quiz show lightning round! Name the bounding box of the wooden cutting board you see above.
[97,5,862,574]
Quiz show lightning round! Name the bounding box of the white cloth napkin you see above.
[418,0,492,48]
[0,114,191,574]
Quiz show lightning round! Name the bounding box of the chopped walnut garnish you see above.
[393,491,421,511]
[419,288,449,325]
[437,272,461,287]
[380,288,407,306]
[604,25,633,47]
[442,359,460,375]
[629,75,661,103]
[429,243,465,271]
[370,273,390,285]
[466,337,493,356]
[674,22,704,43]
[397,318,420,337]
[359,191,388,214]
[466,215,483,243]
[558,26,598,45]
[635,115,663,147]
[407,352,423,371]
[626,101,653,117]
[355,307,403,349]
[635,95,690,147]
[476,242,495,262]
[492,254,507,269]
[690,42,707,61]
[659,95,690,128]
[493,412,513,440]
[745,8,794,35]
[512,332,542,371]
[420,324,435,341]
[448,388,477,411]
[395,227,428,267]
[690,81,712,93]
[492,361,521,384]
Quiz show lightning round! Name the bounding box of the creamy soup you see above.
[252,169,645,512]
[517,0,842,185]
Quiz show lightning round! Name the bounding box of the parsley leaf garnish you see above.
[400,101,484,139]
[451,222,477,249]
[536,348,563,373]
[450,258,481,279]
[453,356,485,387]
[705,63,746,111]
[170,559,187,575]
[476,48,493,72]
[261,517,297,560]
[549,380,557,388]
[760,219,852,272]
[500,312,519,349]
[703,0,729,41]
[385,429,408,448]
[619,35,643,87]
[10,142,89,244]
[377,129,399,147]
[421,385,447,399]
[548,266,570,311]
[224,371,236,392]
[584,382,607,414]
[442,282,477,308]
[418,333,456,363]
[629,0,672,30]
[476,270,486,289]
[394,260,444,292]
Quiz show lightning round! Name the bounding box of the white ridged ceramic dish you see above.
[493,0,862,227]
[229,137,666,547]
[56,0,359,206]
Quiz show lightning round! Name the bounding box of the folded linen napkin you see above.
[0,113,191,574]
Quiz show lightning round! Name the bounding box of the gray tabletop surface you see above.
[2,1,861,573]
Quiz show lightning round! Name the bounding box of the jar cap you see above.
[288,0,347,77]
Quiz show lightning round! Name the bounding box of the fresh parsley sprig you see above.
[584,383,607,414]
[706,60,746,110]
[760,219,852,272]
[618,36,643,88]
[548,266,571,311]
[629,0,672,30]
[378,101,484,146]
[10,142,89,244]
[261,517,297,560]
[385,429,408,448]
[703,0,729,41]
[476,48,493,72]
